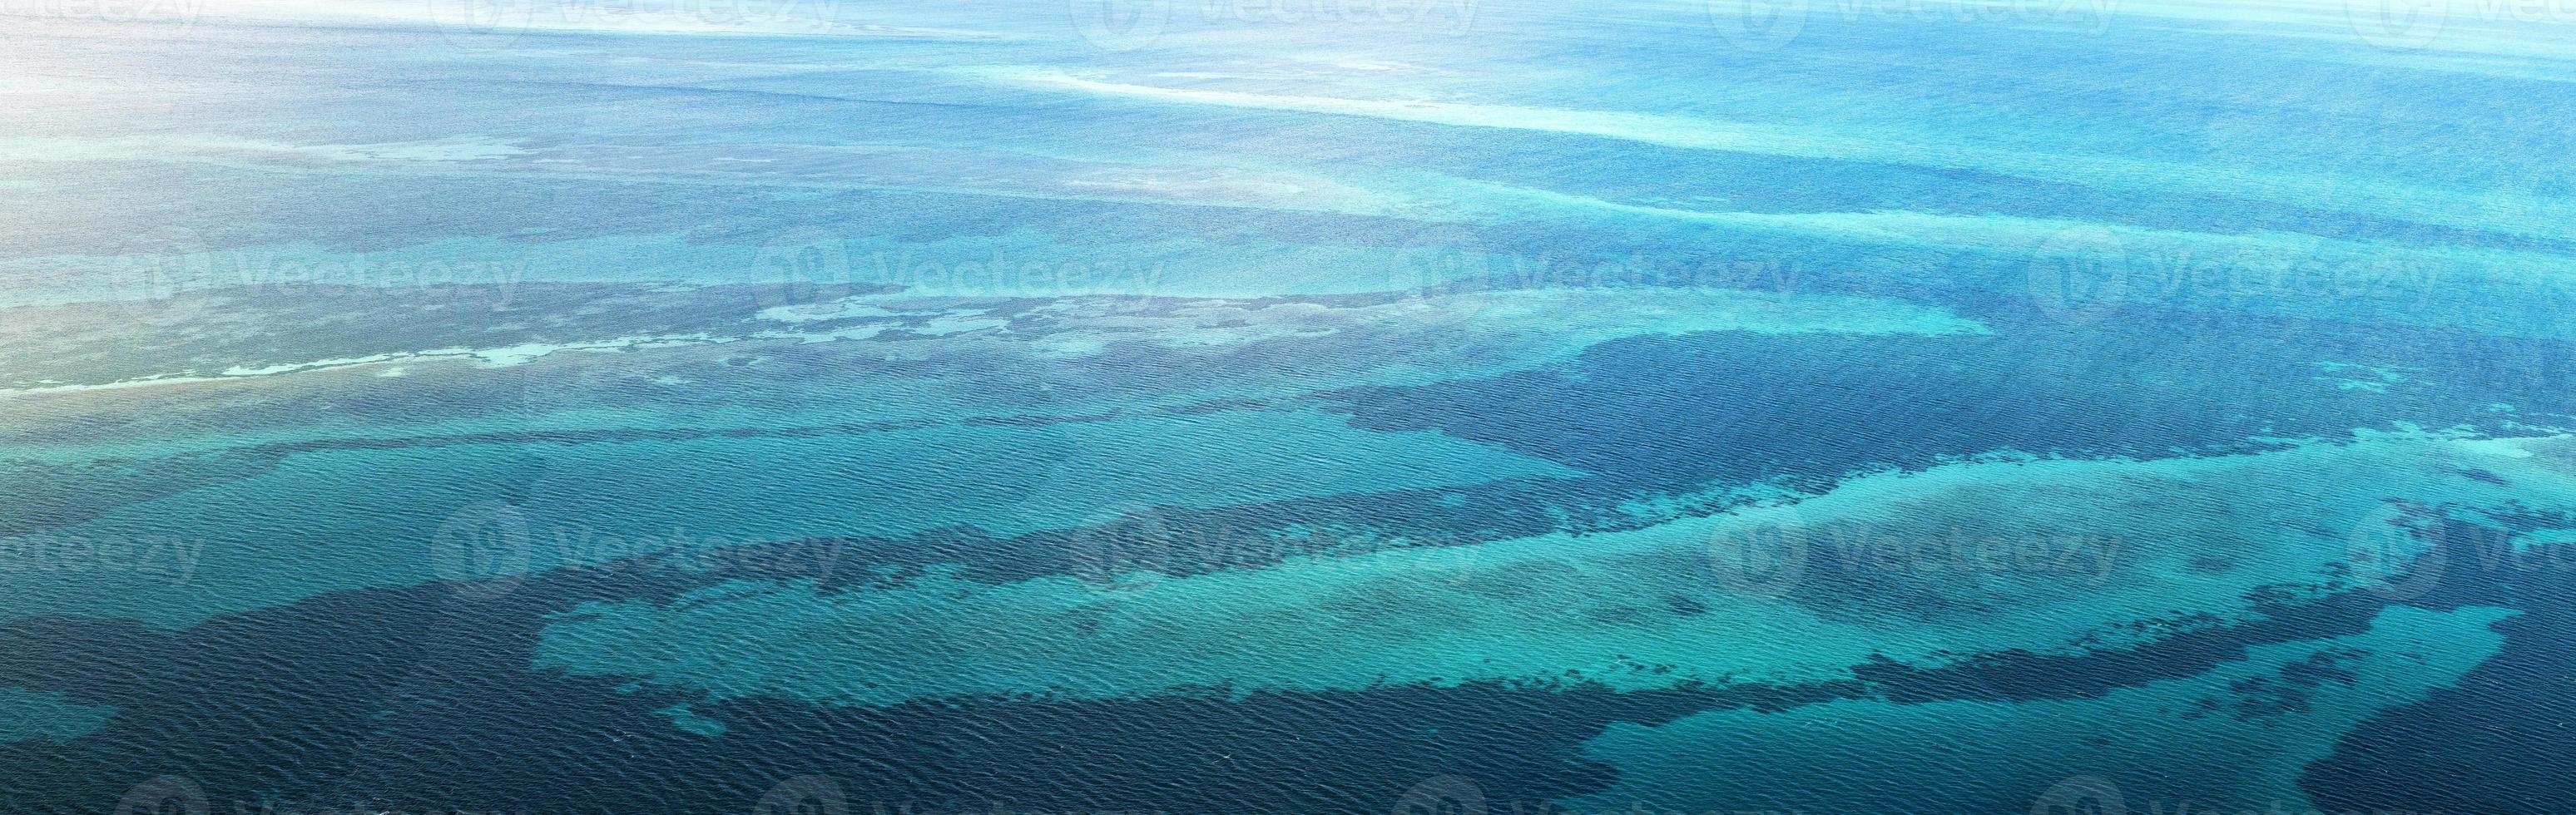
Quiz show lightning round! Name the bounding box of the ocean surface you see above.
[4,0,2576,812]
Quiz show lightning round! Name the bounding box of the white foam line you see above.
[0,333,737,398]
[985,70,2576,244]
[1006,72,1871,157]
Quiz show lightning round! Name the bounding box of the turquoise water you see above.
[5,0,2576,812]
[0,688,115,745]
